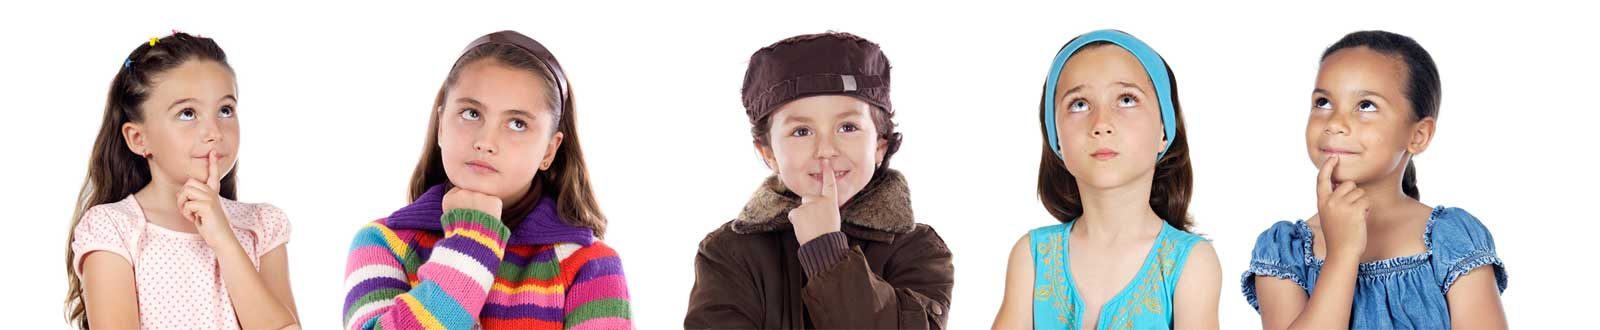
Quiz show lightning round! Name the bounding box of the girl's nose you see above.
[814,135,839,159]
[473,130,498,155]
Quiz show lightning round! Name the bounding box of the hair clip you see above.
[149,37,158,46]
[124,59,132,69]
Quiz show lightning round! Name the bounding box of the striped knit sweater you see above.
[343,185,631,329]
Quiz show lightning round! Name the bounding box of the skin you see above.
[754,95,888,245]
[435,59,564,224]
[993,45,1220,329]
[83,59,300,329]
[1252,46,1506,329]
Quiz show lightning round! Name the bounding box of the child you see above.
[684,32,954,329]
[992,29,1221,329]
[341,30,631,330]
[1242,30,1507,329]
[65,32,300,329]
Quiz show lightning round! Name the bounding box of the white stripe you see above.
[344,264,407,291]
[426,248,496,291]
[554,242,582,262]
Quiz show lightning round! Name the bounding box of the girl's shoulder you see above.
[1246,220,1314,268]
[220,199,291,244]
[1423,206,1507,292]
[1027,222,1071,240]
[79,196,145,230]
[1424,206,1492,248]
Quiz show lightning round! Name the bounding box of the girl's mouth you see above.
[809,170,848,181]
[1091,148,1120,160]
[1319,147,1360,156]
[466,160,499,174]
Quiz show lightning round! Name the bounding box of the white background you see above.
[3,1,1595,328]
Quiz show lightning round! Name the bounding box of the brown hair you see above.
[1036,42,1194,231]
[409,40,607,237]
[64,32,235,328]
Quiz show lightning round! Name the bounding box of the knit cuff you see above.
[442,208,510,241]
[798,231,849,280]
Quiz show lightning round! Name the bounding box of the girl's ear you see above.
[754,143,777,173]
[435,107,446,149]
[541,132,564,170]
[122,122,147,157]
[1407,117,1437,155]
[875,137,888,166]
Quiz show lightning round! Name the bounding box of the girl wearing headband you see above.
[1242,30,1507,329]
[341,30,632,330]
[65,32,300,329]
[993,30,1219,329]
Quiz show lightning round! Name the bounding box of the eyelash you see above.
[461,108,534,132]
[177,105,236,121]
[789,122,861,137]
[1356,100,1378,112]
[1065,94,1138,113]
[1313,98,1379,112]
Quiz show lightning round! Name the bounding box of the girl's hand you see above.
[1316,156,1369,259]
[443,186,503,221]
[179,151,236,247]
[789,159,842,245]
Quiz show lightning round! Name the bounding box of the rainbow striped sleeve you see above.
[343,209,510,330]
[559,241,632,329]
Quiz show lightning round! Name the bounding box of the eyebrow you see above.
[1057,81,1145,100]
[167,94,237,111]
[779,108,867,125]
[1357,90,1390,102]
[1311,88,1391,102]
[1113,81,1144,92]
[503,109,535,118]
[453,97,483,108]
[455,97,542,118]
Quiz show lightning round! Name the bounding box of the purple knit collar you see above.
[385,184,594,246]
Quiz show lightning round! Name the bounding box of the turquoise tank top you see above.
[1031,221,1205,329]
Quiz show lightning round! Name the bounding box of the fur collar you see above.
[731,169,915,239]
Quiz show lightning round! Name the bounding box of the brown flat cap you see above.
[741,32,892,125]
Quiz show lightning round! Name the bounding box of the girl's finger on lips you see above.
[207,151,220,188]
[1316,156,1337,197]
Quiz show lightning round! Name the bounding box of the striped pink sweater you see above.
[343,185,630,329]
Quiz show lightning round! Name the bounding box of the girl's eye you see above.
[790,126,812,137]
[1314,97,1332,110]
[1356,100,1378,112]
[178,108,196,121]
[219,105,235,118]
[1117,95,1138,108]
[459,108,481,121]
[838,122,859,133]
[1068,99,1089,113]
[508,119,528,132]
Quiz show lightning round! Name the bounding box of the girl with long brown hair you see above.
[340,30,630,329]
[65,32,300,329]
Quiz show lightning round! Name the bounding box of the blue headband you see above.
[1043,29,1177,161]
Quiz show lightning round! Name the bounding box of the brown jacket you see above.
[685,170,954,329]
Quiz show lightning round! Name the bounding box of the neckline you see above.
[124,195,204,240]
[1059,220,1173,329]
[1300,205,1446,274]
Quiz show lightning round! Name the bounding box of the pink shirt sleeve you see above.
[70,204,138,277]
[252,203,292,257]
